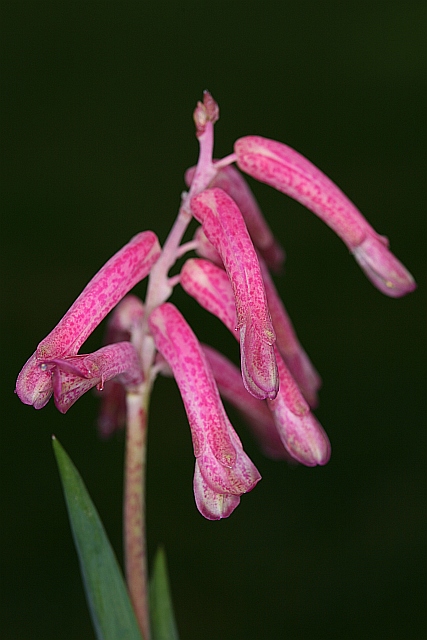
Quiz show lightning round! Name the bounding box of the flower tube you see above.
[235,135,416,297]
[149,302,261,519]
[16,231,160,409]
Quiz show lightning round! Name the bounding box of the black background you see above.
[1,2,426,639]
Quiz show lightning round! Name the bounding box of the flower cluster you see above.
[16,92,415,519]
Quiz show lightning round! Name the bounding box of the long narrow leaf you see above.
[52,436,143,640]
[149,547,180,640]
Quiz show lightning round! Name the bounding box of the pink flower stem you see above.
[123,386,151,640]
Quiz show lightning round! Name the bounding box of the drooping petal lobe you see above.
[235,136,415,297]
[44,341,143,414]
[193,463,241,520]
[352,234,416,298]
[268,348,331,466]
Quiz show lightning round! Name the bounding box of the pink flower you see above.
[190,187,278,400]
[148,302,261,519]
[16,231,160,410]
[234,135,416,297]
[180,257,330,466]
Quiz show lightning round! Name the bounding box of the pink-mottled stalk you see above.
[190,187,278,400]
[235,135,416,297]
[16,232,160,410]
[149,303,261,519]
[124,389,150,640]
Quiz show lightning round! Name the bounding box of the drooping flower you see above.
[180,257,330,466]
[148,302,261,519]
[16,232,160,410]
[190,187,278,400]
[234,135,416,297]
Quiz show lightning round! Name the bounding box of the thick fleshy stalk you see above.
[16,232,160,409]
[124,387,150,640]
[190,187,278,399]
[185,164,285,272]
[149,303,261,519]
[234,135,416,297]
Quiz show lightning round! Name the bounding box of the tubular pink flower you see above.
[180,258,330,466]
[190,187,278,399]
[259,259,321,408]
[267,349,331,466]
[185,164,285,272]
[44,342,143,414]
[16,232,160,409]
[148,302,261,519]
[234,135,416,297]
[202,344,291,460]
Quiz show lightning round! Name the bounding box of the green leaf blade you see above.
[52,436,143,640]
[149,547,180,640]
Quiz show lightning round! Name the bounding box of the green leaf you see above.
[149,547,180,640]
[52,436,143,640]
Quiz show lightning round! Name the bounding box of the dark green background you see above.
[1,2,425,639]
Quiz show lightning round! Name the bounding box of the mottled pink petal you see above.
[149,303,261,518]
[235,136,415,297]
[203,344,290,460]
[352,234,416,298]
[185,164,285,272]
[267,348,331,466]
[44,341,143,414]
[190,188,278,399]
[16,232,159,409]
[38,232,160,359]
[193,463,241,520]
